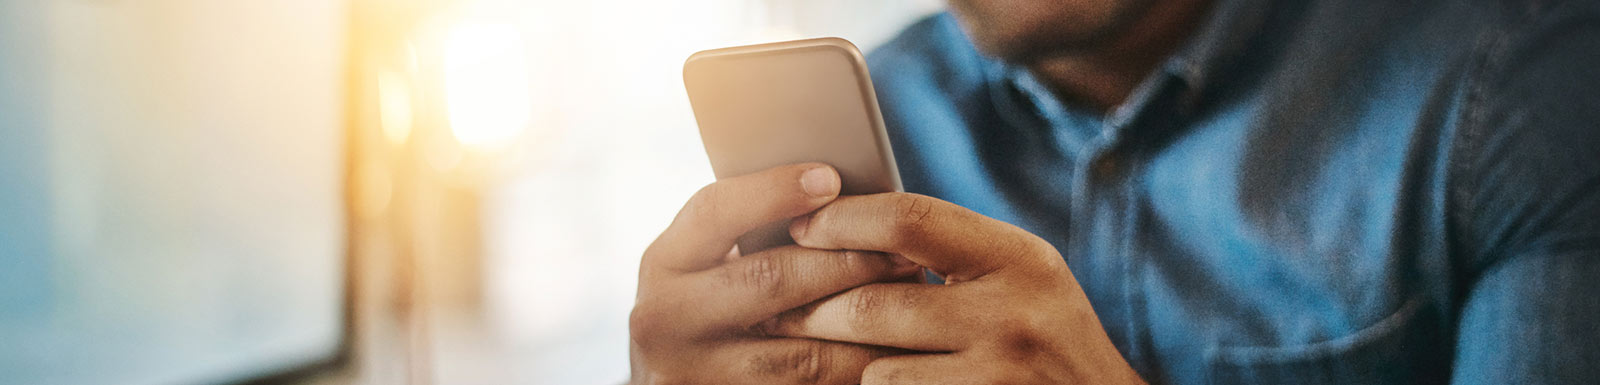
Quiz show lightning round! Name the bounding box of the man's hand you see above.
[764,193,1147,384]
[629,164,923,385]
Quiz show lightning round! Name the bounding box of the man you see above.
[629,0,1600,383]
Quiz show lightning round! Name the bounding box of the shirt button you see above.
[1093,157,1118,179]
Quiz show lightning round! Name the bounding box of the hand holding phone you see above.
[627,38,915,385]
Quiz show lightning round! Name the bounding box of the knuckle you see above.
[1019,238,1070,281]
[682,183,723,224]
[992,314,1052,361]
[888,194,936,244]
[1022,236,1060,261]
[863,360,911,384]
[628,305,665,351]
[746,341,826,383]
[799,341,828,383]
[846,288,882,323]
[997,328,1045,360]
[725,256,786,297]
[995,236,1044,265]
[838,250,879,274]
[980,232,1061,281]
[843,286,901,331]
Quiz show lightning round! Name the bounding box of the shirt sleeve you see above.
[1450,3,1600,383]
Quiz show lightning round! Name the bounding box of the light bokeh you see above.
[444,22,534,150]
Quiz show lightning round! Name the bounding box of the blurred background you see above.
[0,0,941,384]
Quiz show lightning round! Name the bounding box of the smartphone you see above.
[684,37,902,255]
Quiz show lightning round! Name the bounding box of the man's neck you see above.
[1025,0,1213,114]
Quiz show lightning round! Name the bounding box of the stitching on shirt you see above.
[1207,295,1426,365]
[1450,0,1576,277]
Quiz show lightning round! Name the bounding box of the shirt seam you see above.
[1451,0,1584,280]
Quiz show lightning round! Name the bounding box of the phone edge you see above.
[682,37,905,193]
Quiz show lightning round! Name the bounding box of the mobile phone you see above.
[684,37,902,255]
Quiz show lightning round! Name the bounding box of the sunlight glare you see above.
[443,22,532,150]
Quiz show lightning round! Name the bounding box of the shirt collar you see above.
[1164,0,1276,106]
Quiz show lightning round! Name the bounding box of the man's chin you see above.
[949,0,1164,63]
[965,28,1091,63]
[949,17,1042,61]
[965,32,1030,61]
[953,19,1107,63]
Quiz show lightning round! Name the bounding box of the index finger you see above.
[787,193,1058,282]
[643,163,841,273]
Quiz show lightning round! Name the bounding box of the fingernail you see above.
[799,167,838,197]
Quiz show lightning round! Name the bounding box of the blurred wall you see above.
[0,1,347,384]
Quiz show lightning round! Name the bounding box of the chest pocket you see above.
[1204,296,1448,384]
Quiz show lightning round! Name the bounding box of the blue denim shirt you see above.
[866,1,1600,383]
